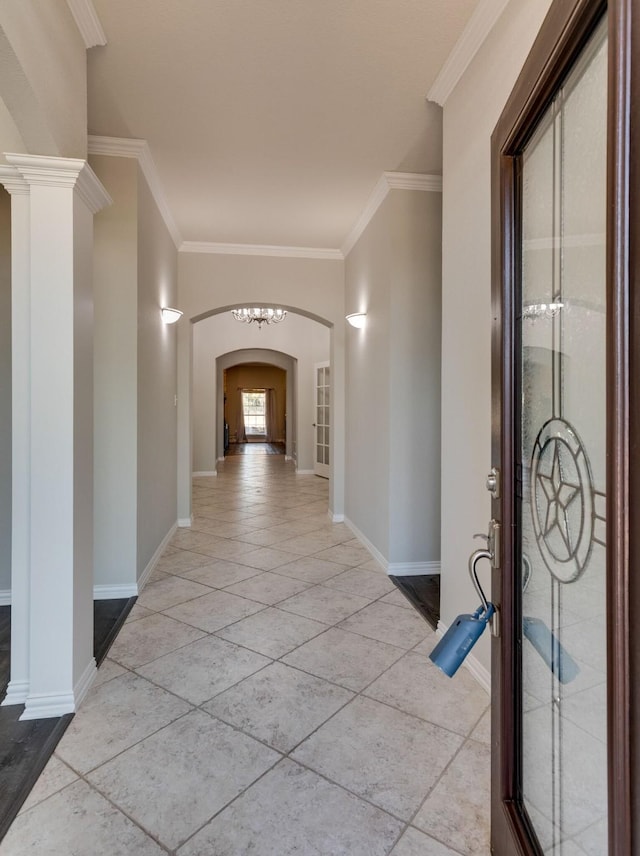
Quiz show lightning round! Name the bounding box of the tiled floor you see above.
[1,456,491,855]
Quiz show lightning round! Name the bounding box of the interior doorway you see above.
[215,349,296,465]
[224,363,287,456]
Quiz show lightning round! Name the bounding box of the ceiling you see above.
[88,0,479,251]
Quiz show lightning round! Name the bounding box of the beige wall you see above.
[0,188,10,594]
[137,165,179,578]
[0,1,87,158]
[225,365,286,443]
[92,156,179,588]
[439,0,553,674]
[345,199,391,559]
[91,155,139,592]
[345,187,442,569]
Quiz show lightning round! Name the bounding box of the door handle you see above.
[474,520,501,569]
[468,538,500,637]
[468,549,492,613]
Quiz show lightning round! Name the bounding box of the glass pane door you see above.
[519,19,608,853]
[314,363,330,478]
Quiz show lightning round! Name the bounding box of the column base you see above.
[19,658,97,720]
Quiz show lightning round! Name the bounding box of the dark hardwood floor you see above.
[0,597,136,842]
[389,574,441,630]
[0,606,9,704]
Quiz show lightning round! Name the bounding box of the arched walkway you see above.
[216,349,297,461]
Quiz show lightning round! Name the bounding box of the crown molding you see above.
[427,0,510,106]
[76,163,113,213]
[88,135,182,247]
[341,172,442,258]
[180,241,343,260]
[66,0,107,48]
[4,154,112,212]
[0,165,29,195]
[384,172,442,192]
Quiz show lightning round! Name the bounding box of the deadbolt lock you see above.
[486,467,500,499]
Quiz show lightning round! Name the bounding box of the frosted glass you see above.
[519,18,607,854]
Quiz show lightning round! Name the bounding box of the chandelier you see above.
[231,307,287,329]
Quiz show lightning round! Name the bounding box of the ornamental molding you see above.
[427,0,510,106]
[4,154,111,212]
[0,165,29,195]
[341,172,442,258]
[180,241,343,260]
[66,0,107,48]
[88,135,181,246]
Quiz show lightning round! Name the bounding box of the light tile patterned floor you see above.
[2,455,491,855]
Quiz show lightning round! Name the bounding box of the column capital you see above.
[4,153,112,213]
[0,165,29,195]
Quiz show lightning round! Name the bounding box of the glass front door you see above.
[518,19,608,853]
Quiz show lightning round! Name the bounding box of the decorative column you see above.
[1,154,111,719]
[0,168,30,707]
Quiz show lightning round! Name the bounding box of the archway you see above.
[177,300,344,527]
[216,349,296,462]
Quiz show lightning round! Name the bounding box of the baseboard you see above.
[328,511,345,524]
[1,679,29,707]
[73,657,98,708]
[178,517,193,528]
[343,517,388,570]
[436,620,491,695]
[387,561,441,577]
[93,583,138,600]
[0,589,10,606]
[295,469,315,475]
[137,521,178,592]
[20,692,76,720]
[193,470,217,476]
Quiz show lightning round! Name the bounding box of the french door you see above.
[490,1,639,853]
[314,362,330,478]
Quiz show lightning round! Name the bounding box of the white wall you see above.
[192,312,329,473]
[137,166,179,578]
[439,0,553,672]
[0,188,10,595]
[178,252,345,519]
[91,155,138,592]
[345,187,442,569]
[0,1,87,158]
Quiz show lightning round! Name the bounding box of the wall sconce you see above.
[161,307,183,324]
[346,313,366,328]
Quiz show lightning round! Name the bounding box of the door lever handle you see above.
[468,548,500,637]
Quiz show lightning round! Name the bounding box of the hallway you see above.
[2,458,490,855]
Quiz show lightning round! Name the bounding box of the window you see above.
[242,389,266,435]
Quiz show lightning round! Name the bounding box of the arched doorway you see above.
[216,349,297,462]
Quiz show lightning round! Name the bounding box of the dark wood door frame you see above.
[490,0,638,853]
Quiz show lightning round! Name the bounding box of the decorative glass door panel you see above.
[519,19,607,853]
[314,362,330,478]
